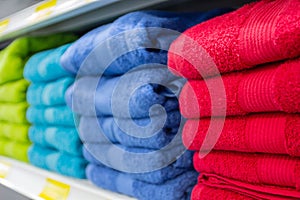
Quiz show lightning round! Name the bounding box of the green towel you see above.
[0,79,29,103]
[0,121,29,142]
[0,137,31,162]
[0,102,28,123]
[0,34,77,85]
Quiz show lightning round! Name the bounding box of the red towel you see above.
[192,174,300,200]
[168,0,300,79]
[183,113,300,156]
[194,151,300,189]
[179,58,300,118]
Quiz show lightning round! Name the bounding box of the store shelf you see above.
[0,156,136,200]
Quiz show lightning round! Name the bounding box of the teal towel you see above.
[28,144,87,178]
[27,77,74,106]
[24,44,73,82]
[26,106,74,126]
[29,126,82,156]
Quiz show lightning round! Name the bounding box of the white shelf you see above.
[0,156,136,200]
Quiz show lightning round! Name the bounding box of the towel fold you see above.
[0,102,28,123]
[79,110,181,149]
[0,138,30,162]
[83,147,192,184]
[0,34,77,85]
[183,113,300,156]
[24,44,72,82]
[29,126,82,156]
[0,122,29,142]
[66,69,181,118]
[0,79,29,103]
[86,164,197,200]
[60,9,230,76]
[27,77,74,106]
[168,0,300,79]
[180,58,300,118]
[26,106,74,126]
[194,151,300,189]
[28,144,87,178]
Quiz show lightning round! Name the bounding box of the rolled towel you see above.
[79,111,181,149]
[0,34,77,85]
[27,77,74,106]
[195,174,300,200]
[0,138,30,162]
[0,102,28,123]
[29,126,82,156]
[0,79,29,103]
[26,106,74,126]
[180,58,300,118]
[24,44,72,82]
[168,0,300,79]
[60,9,230,76]
[86,164,197,200]
[66,69,181,118]
[28,144,87,178]
[183,113,300,156]
[194,151,300,189]
[83,147,192,184]
[191,185,254,200]
[0,122,29,143]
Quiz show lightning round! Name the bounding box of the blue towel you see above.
[86,164,197,200]
[60,10,231,76]
[29,126,82,156]
[83,147,193,184]
[79,111,182,149]
[27,77,74,106]
[26,106,74,126]
[28,144,87,178]
[65,66,182,118]
[24,44,72,82]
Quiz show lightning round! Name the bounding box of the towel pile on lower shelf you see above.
[0,34,77,162]
[24,44,87,179]
[167,0,300,199]
[60,9,230,200]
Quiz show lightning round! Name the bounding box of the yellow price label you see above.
[30,0,57,22]
[0,19,9,33]
[39,178,70,200]
[35,0,57,12]
[0,160,11,178]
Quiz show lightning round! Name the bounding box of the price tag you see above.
[39,178,70,200]
[0,19,9,33]
[29,0,57,22]
[35,0,57,12]
[0,160,11,178]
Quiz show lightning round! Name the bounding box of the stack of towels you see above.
[24,43,87,179]
[168,0,300,199]
[0,34,76,162]
[60,10,230,200]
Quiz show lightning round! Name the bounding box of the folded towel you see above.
[83,147,192,184]
[0,79,29,103]
[168,0,300,79]
[196,174,300,200]
[29,126,82,156]
[0,102,28,123]
[79,111,181,149]
[60,9,230,76]
[26,106,74,126]
[83,143,193,174]
[0,122,29,143]
[0,34,77,85]
[180,58,300,118]
[66,67,181,118]
[0,138,30,162]
[28,144,87,178]
[194,151,300,189]
[183,113,300,156]
[27,77,74,106]
[86,164,197,200]
[24,44,72,82]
